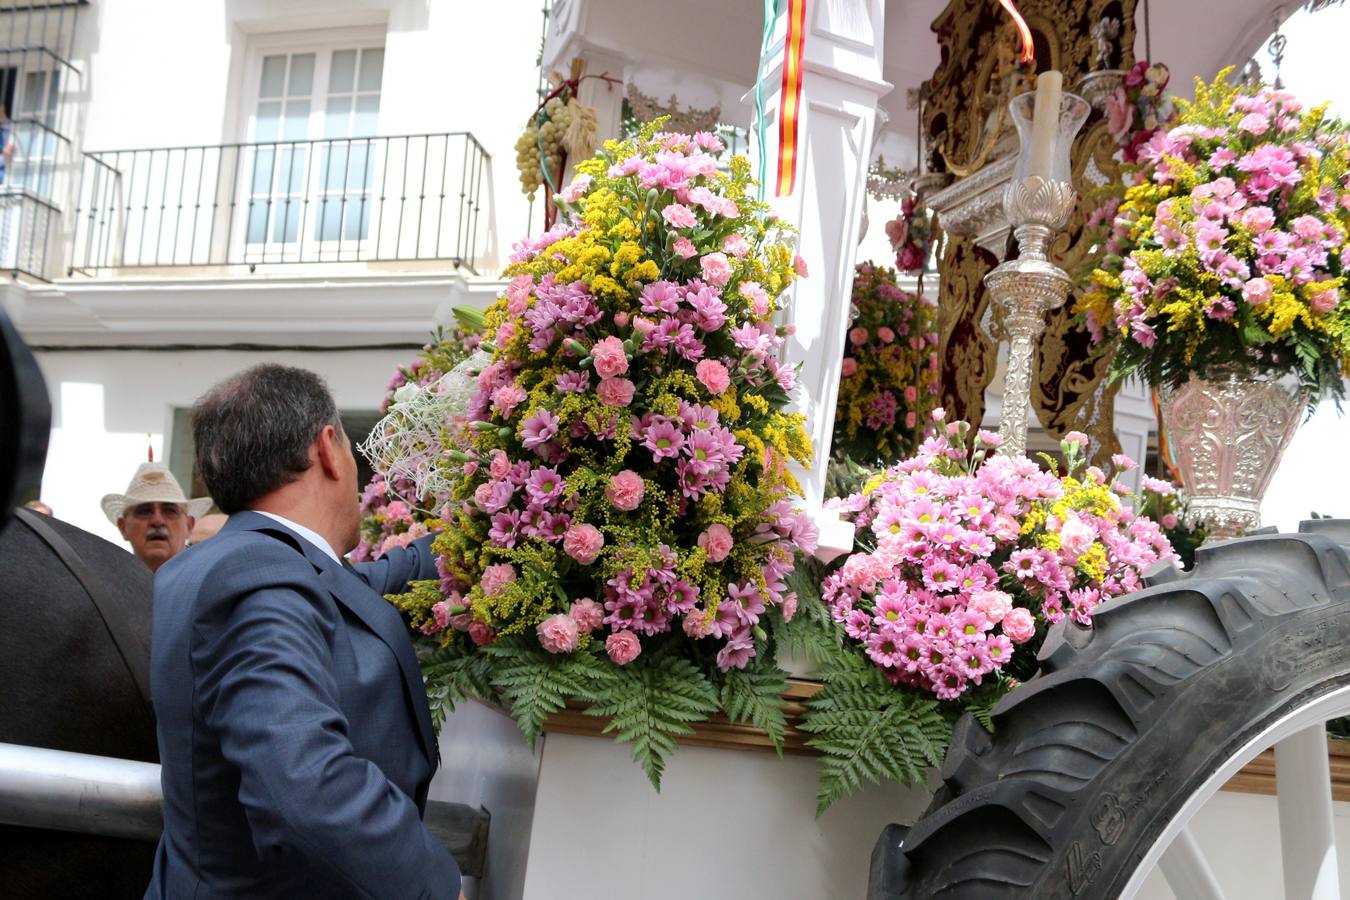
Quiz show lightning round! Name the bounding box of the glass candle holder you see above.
[1009,87,1091,185]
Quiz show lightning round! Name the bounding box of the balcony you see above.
[68,132,491,278]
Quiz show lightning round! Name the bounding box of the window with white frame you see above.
[240,32,384,257]
[2,66,60,196]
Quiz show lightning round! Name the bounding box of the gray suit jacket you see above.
[145,511,459,899]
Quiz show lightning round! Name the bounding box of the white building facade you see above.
[7,0,549,543]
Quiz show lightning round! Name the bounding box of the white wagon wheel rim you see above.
[1119,682,1350,900]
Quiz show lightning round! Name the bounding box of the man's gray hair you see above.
[191,364,342,514]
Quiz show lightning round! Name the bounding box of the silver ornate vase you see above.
[1159,371,1307,540]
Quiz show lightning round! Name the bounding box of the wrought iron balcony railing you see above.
[69,131,491,276]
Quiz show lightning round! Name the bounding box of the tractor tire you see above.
[869,520,1350,899]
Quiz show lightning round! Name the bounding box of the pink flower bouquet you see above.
[822,415,1176,702]
[802,417,1177,811]
[1081,72,1350,402]
[385,123,819,786]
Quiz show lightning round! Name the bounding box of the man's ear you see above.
[185,515,197,533]
[117,516,130,539]
[314,424,344,481]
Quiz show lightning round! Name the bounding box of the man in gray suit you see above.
[145,363,461,899]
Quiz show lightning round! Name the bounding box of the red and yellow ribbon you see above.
[775,0,808,196]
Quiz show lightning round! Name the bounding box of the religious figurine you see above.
[1092,16,1121,71]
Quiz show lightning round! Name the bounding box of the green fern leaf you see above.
[420,641,498,730]
[579,655,720,790]
[720,659,790,755]
[801,659,951,815]
[483,639,607,749]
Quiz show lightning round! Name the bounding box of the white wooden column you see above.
[755,0,891,511]
[540,3,627,185]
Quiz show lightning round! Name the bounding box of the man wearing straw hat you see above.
[101,462,212,573]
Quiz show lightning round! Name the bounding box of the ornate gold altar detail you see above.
[918,0,1138,460]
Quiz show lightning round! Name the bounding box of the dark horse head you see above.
[1,307,159,897]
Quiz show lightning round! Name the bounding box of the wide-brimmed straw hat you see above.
[100,462,213,524]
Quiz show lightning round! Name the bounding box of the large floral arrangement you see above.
[353,314,485,562]
[1080,72,1350,401]
[389,123,818,786]
[833,262,940,466]
[800,415,1177,810]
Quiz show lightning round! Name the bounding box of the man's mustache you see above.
[146,526,171,541]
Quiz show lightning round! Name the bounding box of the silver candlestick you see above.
[985,86,1090,457]
[986,177,1077,457]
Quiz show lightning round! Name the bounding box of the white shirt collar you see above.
[253,510,343,564]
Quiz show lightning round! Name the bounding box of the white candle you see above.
[1027,69,1063,182]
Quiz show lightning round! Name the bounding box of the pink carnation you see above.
[379,532,418,556]
[1059,516,1095,559]
[662,203,697,229]
[969,590,1013,624]
[842,358,858,377]
[1238,112,1270,135]
[1308,283,1339,315]
[591,335,629,378]
[739,281,771,317]
[697,523,734,562]
[683,610,715,638]
[877,326,896,344]
[606,630,642,665]
[673,237,697,259]
[695,359,731,395]
[723,233,751,257]
[848,327,868,346]
[537,613,580,654]
[794,254,809,277]
[700,252,733,287]
[1243,277,1273,306]
[1240,206,1275,234]
[596,377,636,407]
[492,384,527,417]
[488,449,511,479]
[468,621,496,646]
[570,598,604,633]
[563,523,605,564]
[606,470,645,511]
[421,600,453,635]
[557,174,591,204]
[481,563,517,596]
[1002,607,1035,644]
[1063,431,1089,447]
[506,274,534,316]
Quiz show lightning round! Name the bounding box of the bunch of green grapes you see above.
[514,93,573,200]
[514,124,543,199]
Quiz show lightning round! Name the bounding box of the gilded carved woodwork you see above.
[924,0,1137,459]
